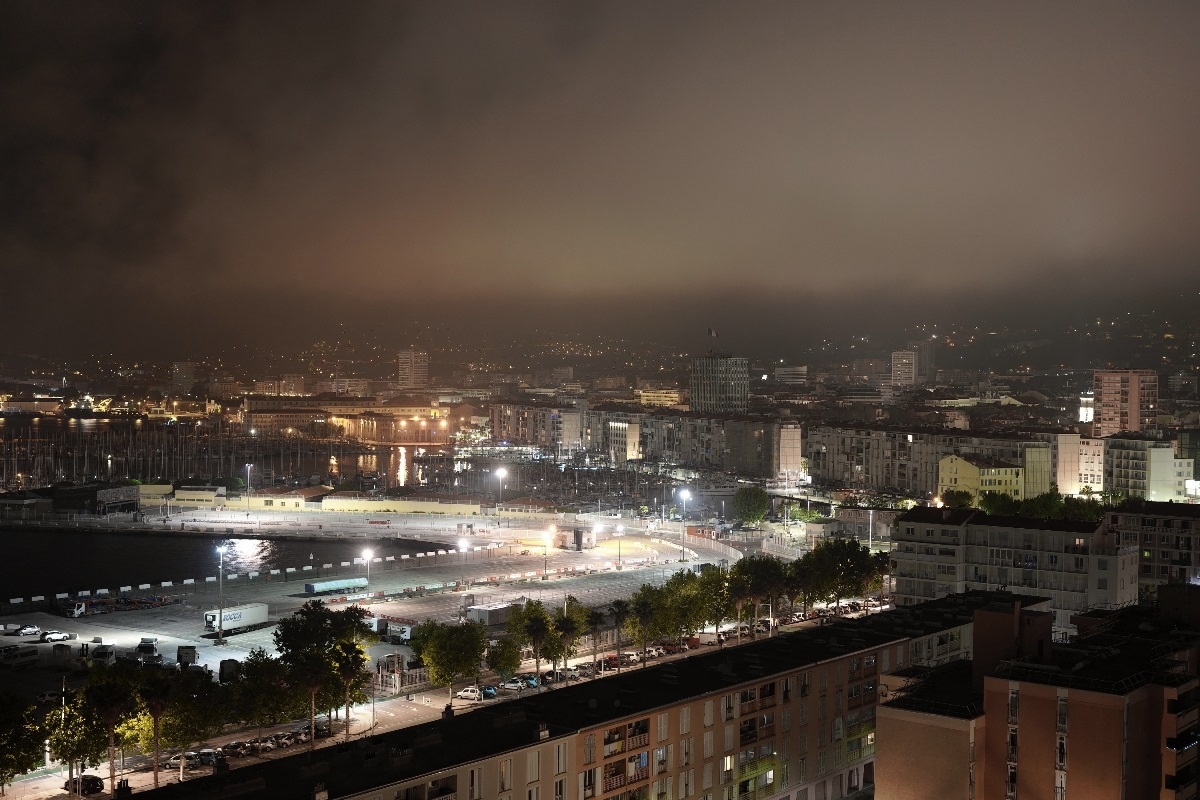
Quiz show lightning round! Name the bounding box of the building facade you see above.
[397,350,431,390]
[893,507,1138,634]
[1103,435,1192,501]
[1092,369,1158,438]
[690,354,749,415]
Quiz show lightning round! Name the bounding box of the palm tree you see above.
[524,612,551,692]
[585,609,607,671]
[630,587,658,668]
[83,667,136,797]
[609,599,630,673]
[553,612,581,677]
[137,670,174,789]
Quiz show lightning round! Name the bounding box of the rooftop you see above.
[897,507,1103,534]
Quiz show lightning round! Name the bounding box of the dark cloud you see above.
[2,2,1199,356]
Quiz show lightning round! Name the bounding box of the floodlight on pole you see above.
[543,527,554,580]
[678,489,691,562]
[495,467,508,509]
[614,525,625,569]
[362,548,374,586]
[459,538,469,587]
[216,545,227,646]
[245,463,252,510]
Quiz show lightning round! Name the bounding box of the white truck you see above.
[204,603,269,635]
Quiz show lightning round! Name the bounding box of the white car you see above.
[41,631,70,642]
[455,686,483,701]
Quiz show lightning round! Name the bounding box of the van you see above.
[91,645,116,666]
[0,646,38,669]
[621,651,642,666]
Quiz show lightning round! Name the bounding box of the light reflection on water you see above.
[0,529,441,600]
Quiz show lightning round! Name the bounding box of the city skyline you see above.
[3,2,1200,355]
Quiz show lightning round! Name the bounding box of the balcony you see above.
[629,767,649,784]
[628,733,649,750]
[739,756,775,781]
[740,699,759,716]
[603,775,627,793]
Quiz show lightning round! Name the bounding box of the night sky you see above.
[3,2,1199,356]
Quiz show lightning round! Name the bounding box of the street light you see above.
[458,538,469,587]
[678,489,690,562]
[614,525,625,569]
[362,548,374,586]
[216,545,227,646]
[495,467,507,509]
[543,527,554,580]
[244,463,252,510]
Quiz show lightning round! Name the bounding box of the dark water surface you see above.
[0,527,441,600]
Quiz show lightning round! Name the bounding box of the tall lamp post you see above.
[614,525,624,569]
[543,527,554,580]
[244,463,252,511]
[216,545,227,646]
[458,538,469,587]
[362,548,373,587]
[678,489,690,562]
[495,467,507,511]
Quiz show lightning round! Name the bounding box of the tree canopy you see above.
[732,487,771,524]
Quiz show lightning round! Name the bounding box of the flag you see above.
[708,328,718,338]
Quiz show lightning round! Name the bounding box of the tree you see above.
[419,621,488,699]
[809,538,873,609]
[978,491,1020,516]
[274,600,348,748]
[164,670,225,781]
[47,696,107,794]
[0,693,43,795]
[507,600,554,688]
[486,637,523,681]
[135,668,174,789]
[940,489,973,508]
[551,609,582,676]
[83,663,138,796]
[627,584,663,667]
[235,648,299,749]
[585,609,608,668]
[695,566,731,646]
[784,557,817,616]
[731,487,771,525]
[729,555,785,638]
[608,599,631,673]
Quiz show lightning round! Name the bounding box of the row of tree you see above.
[0,601,375,796]
[939,488,1117,522]
[408,538,889,697]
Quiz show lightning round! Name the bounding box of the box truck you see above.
[203,603,269,635]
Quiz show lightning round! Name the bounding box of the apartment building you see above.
[805,426,1052,498]
[893,507,1138,634]
[878,591,1200,800]
[690,354,749,415]
[1107,500,1200,598]
[1092,368,1158,438]
[1103,435,1192,501]
[397,350,431,390]
[937,455,1025,502]
[148,592,1034,800]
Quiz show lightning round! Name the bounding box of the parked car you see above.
[271,732,298,747]
[456,686,484,701]
[197,748,225,765]
[500,678,527,692]
[40,630,70,642]
[64,775,104,795]
[313,723,332,739]
[14,624,40,636]
[167,752,200,769]
[223,741,251,757]
[564,666,580,680]
[480,684,498,698]
[290,728,311,742]
[247,737,276,752]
